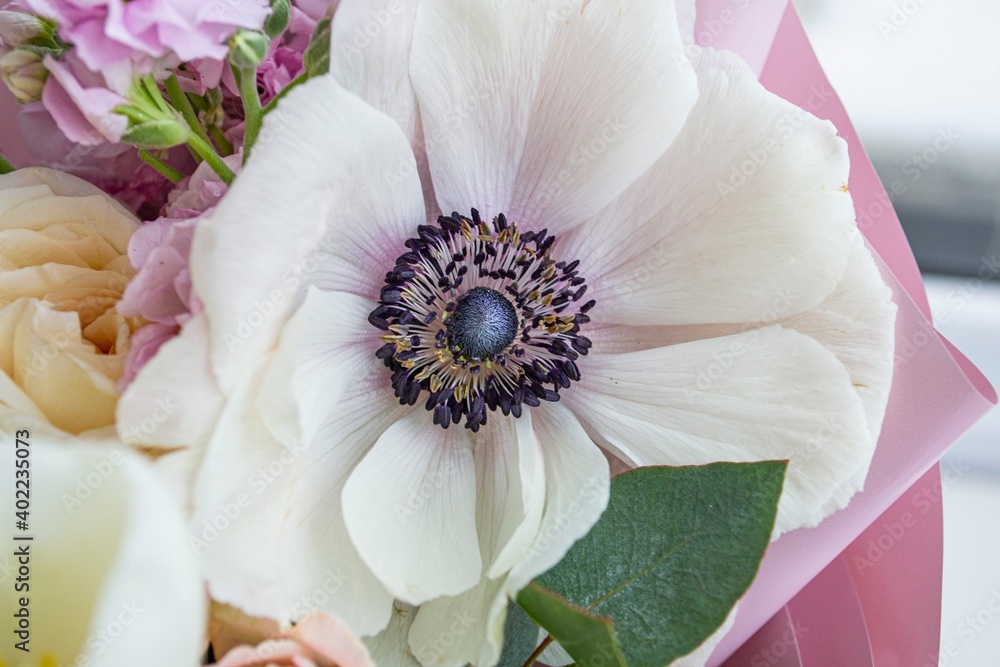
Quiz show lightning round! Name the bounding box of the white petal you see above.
[560,47,854,326]
[364,603,422,667]
[81,455,206,666]
[476,411,545,578]
[783,238,896,441]
[257,287,381,450]
[564,326,872,534]
[193,361,397,636]
[408,576,508,667]
[781,238,896,514]
[0,414,204,666]
[331,0,420,146]
[584,236,897,510]
[410,0,697,232]
[674,0,696,46]
[116,313,223,448]
[191,75,424,390]
[342,409,481,604]
[508,402,609,590]
[330,0,439,220]
[277,374,406,636]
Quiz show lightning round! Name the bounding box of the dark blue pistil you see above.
[447,287,518,361]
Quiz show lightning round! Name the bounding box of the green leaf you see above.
[264,0,291,39]
[531,462,786,666]
[497,601,540,667]
[518,583,626,667]
[0,154,15,174]
[302,17,331,78]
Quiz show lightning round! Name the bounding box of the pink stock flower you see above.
[41,53,128,145]
[18,0,271,73]
[117,154,240,388]
[258,45,304,105]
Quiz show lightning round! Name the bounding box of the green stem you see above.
[138,150,185,183]
[208,125,235,157]
[165,73,212,148]
[186,134,235,186]
[521,635,553,667]
[263,71,308,114]
[234,64,263,161]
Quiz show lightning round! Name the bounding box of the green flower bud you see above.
[228,29,270,69]
[264,0,291,40]
[120,117,190,150]
[302,17,331,78]
[0,48,47,104]
[0,11,55,50]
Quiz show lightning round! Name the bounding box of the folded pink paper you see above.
[699,2,998,665]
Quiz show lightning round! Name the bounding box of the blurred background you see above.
[792,0,1000,663]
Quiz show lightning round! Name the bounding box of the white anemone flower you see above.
[120,0,895,664]
[0,410,205,667]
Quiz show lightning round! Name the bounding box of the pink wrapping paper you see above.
[0,2,993,664]
[699,2,998,665]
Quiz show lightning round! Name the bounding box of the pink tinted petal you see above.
[213,640,309,667]
[42,56,126,144]
[290,615,375,667]
[119,322,177,389]
[197,0,270,29]
[119,245,190,323]
[127,218,173,269]
[64,15,136,69]
[181,58,226,94]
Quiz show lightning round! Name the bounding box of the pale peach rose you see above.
[0,167,140,435]
[210,605,374,667]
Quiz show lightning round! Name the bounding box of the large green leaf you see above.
[526,462,786,666]
[0,155,15,174]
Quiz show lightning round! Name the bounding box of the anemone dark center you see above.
[369,209,594,431]
[447,287,518,361]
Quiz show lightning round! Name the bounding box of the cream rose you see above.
[0,167,139,435]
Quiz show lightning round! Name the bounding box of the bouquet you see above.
[0,0,993,666]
